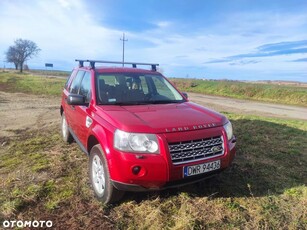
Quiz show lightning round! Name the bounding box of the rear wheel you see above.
[89,144,124,204]
[61,112,73,143]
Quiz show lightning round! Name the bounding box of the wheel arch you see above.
[60,105,64,115]
[87,125,111,159]
[87,135,99,154]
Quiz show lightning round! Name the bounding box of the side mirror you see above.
[182,92,188,99]
[67,94,86,106]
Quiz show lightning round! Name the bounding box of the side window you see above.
[69,71,85,94]
[79,72,91,103]
[65,69,77,90]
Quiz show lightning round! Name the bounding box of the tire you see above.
[89,144,124,204]
[61,112,73,143]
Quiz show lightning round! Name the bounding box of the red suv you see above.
[61,60,236,204]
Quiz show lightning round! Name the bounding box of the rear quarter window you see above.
[79,72,91,103]
[69,70,85,94]
[65,69,77,90]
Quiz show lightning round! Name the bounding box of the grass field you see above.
[25,69,71,77]
[0,71,66,96]
[0,71,306,229]
[0,114,306,229]
[171,78,307,107]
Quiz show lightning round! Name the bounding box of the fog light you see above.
[132,166,141,175]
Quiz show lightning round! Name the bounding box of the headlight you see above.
[114,129,160,154]
[223,121,233,141]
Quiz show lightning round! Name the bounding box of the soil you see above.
[0,91,60,139]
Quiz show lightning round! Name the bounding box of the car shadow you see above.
[122,118,307,202]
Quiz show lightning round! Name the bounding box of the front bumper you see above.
[110,139,236,192]
[112,168,225,192]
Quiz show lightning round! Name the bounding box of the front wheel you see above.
[89,144,124,204]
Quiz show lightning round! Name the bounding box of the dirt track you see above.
[0,91,59,138]
[0,91,306,140]
[189,93,307,121]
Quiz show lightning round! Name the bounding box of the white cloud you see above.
[155,21,172,28]
[0,0,122,68]
[125,10,307,79]
[0,0,306,81]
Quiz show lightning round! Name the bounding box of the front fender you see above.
[88,123,114,161]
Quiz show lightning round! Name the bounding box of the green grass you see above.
[0,71,66,96]
[25,69,71,77]
[171,78,307,106]
[0,115,306,229]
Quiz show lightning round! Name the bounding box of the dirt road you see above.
[0,91,59,139]
[189,93,307,121]
[0,91,306,140]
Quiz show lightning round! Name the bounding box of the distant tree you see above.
[5,39,41,72]
[6,46,19,70]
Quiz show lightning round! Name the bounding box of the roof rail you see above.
[75,59,159,71]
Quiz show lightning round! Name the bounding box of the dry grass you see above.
[0,114,306,229]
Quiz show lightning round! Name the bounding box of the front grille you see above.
[168,136,224,165]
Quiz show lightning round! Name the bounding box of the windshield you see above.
[95,73,185,105]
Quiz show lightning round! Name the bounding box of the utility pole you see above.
[120,33,128,66]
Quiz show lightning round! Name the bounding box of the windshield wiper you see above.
[149,100,182,104]
[107,101,151,105]
[99,100,183,105]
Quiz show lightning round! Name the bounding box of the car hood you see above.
[96,102,227,134]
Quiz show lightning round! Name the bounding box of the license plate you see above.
[183,160,221,177]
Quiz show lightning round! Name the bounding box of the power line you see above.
[120,33,128,67]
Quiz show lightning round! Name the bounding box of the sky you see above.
[0,0,307,82]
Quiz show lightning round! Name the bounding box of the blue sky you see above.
[0,0,307,82]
